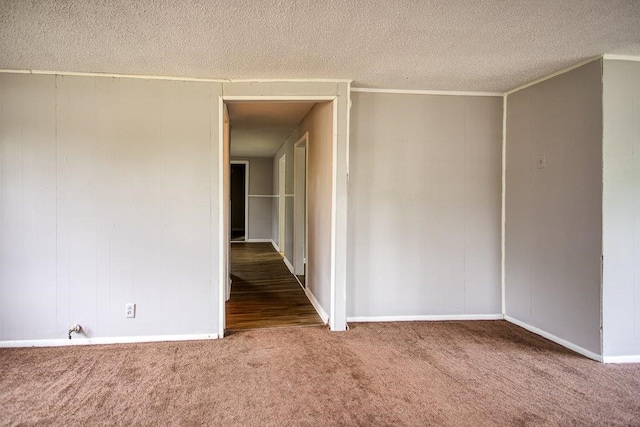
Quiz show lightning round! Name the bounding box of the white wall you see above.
[0,73,221,341]
[230,156,274,240]
[347,92,503,318]
[602,59,640,358]
[505,60,603,355]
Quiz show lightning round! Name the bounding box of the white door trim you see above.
[329,100,339,330]
[278,154,286,254]
[293,132,309,278]
[217,98,227,337]
[223,95,337,101]
[219,94,342,336]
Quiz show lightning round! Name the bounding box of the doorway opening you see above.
[230,161,248,242]
[223,100,326,332]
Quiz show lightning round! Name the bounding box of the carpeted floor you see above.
[1,321,640,426]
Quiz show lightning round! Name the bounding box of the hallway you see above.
[226,243,323,331]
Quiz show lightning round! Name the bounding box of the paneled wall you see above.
[0,77,350,342]
[347,92,503,318]
[0,74,221,341]
[505,60,603,355]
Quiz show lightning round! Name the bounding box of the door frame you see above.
[293,132,309,279]
[229,160,249,242]
[218,94,344,336]
[277,154,286,253]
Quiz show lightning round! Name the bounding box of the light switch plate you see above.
[536,154,546,169]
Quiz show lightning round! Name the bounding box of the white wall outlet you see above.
[125,303,136,318]
[536,153,546,169]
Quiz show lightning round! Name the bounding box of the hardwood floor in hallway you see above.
[226,242,323,331]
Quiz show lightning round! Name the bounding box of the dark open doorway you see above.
[230,162,247,241]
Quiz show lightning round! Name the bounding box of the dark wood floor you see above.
[226,242,323,331]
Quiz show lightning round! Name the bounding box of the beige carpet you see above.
[1,321,640,426]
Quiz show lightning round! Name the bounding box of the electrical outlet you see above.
[125,303,136,318]
[536,154,546,169]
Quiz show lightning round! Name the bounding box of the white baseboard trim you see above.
[245,238,279,252]
[283,257,294,274]
[293,274,304,289]
[347,314,504,323]
[602,355,640,364]
[305,288,329,325]
[0,333,219,348]
[504,315,603,362]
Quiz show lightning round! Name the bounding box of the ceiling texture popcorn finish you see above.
[1,0,639,92]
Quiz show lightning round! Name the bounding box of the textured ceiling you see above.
[1,1,639,92]
[228,102,315,157]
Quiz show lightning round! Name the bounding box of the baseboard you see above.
[346,314,504,323]
[0,333,219,348]
[245,238,279,251]
[504,315,603,362]
[602,355,640,364]
[283,257,294,274]
[292,274,304,290]
[305,288,329,325]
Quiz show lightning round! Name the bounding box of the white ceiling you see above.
[228,102,315,157]
[1,1,639,92]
